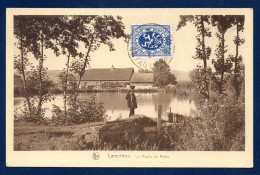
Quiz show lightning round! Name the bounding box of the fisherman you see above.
[126,85,137,117]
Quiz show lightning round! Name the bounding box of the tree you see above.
[211,15,235,95]
[56,16,89,116]
[16,16,61,117]
[230,16,245,99]
[14,16,33,115]
[70,15,128,104]
[177,15,212,100]
[153,59,177,88]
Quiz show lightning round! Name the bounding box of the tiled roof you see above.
[81,68,134,81]
[130,73,154,83]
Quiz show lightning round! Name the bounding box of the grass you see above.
[14,121,103,150]
[14,119,167,151]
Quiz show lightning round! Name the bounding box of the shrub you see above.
[165,81,194,97]
[52,95,107,125]
[174,96,245,151]
[14,99,50,125]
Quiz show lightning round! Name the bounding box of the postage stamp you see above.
[129,24,173,69]
[6,8,253,168]
[131,24,171,57]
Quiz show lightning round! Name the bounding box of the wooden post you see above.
[157,105,162,132]
[174,113,177,123]
[168,107,173,122]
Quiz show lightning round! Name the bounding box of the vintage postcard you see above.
[6,8,253,167]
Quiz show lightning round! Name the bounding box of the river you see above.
[14,92,197,121]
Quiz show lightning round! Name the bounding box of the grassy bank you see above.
[14,118,160,151]
[14,121,103,150]
[14,120,166,151]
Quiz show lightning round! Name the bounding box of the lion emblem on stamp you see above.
[131,24,171,57]
[128,24,173,69]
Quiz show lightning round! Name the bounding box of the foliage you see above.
[230,16,245,99]
[177,15,212,64]
[177,15,245,100]
[55,16,88,117]
[231,64,245,100]
[14,16,62,118]
[177,15,212,99]
[165,81,194,96]
[153,59,177,88]
[69,15,128,89]
[189,67,212,99]
[14,98,50,124]
[14,16,35,115]
[14,15,127,125]
[58,71,76,91]
[14,16,61,58]
[26,71,55,96]
[211,15,235,95]
[14,70,55,124]
[175,96,245,151]
[51,95,107,125]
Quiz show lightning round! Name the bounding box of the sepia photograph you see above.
[6,8,253,167]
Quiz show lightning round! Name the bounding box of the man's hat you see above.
[130,85,135,90]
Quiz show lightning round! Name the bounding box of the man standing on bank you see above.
[126,85,137,117]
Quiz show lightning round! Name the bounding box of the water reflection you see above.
[14,92,197,121]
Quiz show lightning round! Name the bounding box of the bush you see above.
[52,95,107,126]
[165,81,193,96]
[174,97,245,151]
[14,99,50,125]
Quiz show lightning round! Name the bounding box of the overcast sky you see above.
[14,10,246,72]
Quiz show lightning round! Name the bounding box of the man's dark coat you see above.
[126,92,137,109]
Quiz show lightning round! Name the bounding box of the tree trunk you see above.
[201,17,207,69]
[64,53,70,117]
[200,16,209,100]
[20,37,32,114]
[37,32,44,116]
[73,37,94,106]
[77,37,94,90]
[219,31,225,95]
[234,21,239,99]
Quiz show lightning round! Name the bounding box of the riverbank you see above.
[14,116,160,150]
[14,121,103,150]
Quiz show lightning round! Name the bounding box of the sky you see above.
[14,10,246,72]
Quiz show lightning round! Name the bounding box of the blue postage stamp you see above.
[131,25,171,57]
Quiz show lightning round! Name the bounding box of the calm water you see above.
[14,92,197,121]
